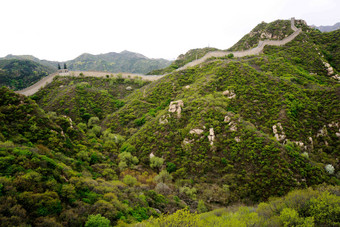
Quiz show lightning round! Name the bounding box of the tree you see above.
[64,63,67,69]
[150,156,164,170]
[154,170,172,184]
[197,200,208,213]
[85,214,110,227]
[58,63,61,70]
[123,175,137,186]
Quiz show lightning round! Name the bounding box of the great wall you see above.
[16,18,302,96]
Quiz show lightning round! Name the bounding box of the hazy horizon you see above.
[1,0,339,62]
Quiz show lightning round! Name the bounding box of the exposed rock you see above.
[126,86,132,90]
[169,100,184,118]
[322,61,336,76]
[159,115,169,124]
[294,141,304,147]
[63,115,74,129]
[229,121,237,132]
[328,122,339,128]
[208,128,215,146]
[182,138,194,146]
[336,132,340,138]
[317,125,327,137]
[272,123,286,142]
[332,74,340,81]
[224,116,231,123]
[222,90,236,99]
[184,85,190,89]
[150,152,155,158]
[309,137,314,149]
[190,129,204,135]
[235,137,241,143]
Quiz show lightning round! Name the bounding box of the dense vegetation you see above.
[0,19,339,226]
[0,59,56,90]
[137,185,339,226]
[32,75,150,123]
[3,51,171,77]
[66,51,171,74]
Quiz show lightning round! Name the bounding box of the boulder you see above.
[169,100,184,118]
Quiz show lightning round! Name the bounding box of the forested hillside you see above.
[0,19,339,226]
[0,59,56,90]
[66,51,171,74]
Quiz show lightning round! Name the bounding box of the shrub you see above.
[123,175,137,187]
[166,162,176,173]
[85,214,110,227]
[150,156,164,170]
[325,164,335,174]
[154,170,173,184]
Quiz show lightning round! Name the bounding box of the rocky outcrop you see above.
[159,115,169,124]
[169,100,184,118]
[272,123,286,142]
[229,122,238,132]
[190,129,204,135]
[208,128,215,146]
[317,125,327,137]
[223,90,236,99]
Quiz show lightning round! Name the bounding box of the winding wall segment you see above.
[177,18,301,71]
[16,18,301,96]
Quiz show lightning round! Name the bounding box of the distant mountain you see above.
[311,22,340,32]
[3,50,172,75]
[3,54,59,70]
[0,59,56,90]
[66,50,171,74]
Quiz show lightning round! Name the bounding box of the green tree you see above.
[150,156,164,170]
[85,214,110,227]
[154,170,172,184]
[197,200,208,213]
[123,175,137,186]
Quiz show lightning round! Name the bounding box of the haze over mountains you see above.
[312,22,340,32]
[0,18,339,226]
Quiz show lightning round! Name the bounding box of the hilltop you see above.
[0,59,56,90]
[0,18,339,226]
[3,50,171,77]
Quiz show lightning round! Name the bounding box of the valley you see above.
[0,17,339,226]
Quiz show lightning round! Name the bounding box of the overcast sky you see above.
[0,0,339,61]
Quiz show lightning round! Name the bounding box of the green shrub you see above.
[85,214,110,227]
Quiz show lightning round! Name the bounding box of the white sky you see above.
[0,0,339,61]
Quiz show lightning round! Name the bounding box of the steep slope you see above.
[0,87,184,226]
[32,75,150,123]
[1,18,339,226]
[0,59,56,90]
[102,24,339,203]
[228,19,307,51]
[66,51,171,74]
[3,54,58,70]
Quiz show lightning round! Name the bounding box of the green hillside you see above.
[66,51,171,74]
[0,59,56,90]
[0,19,339,226]
[32,75,150,123]
[147,47,219,75]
